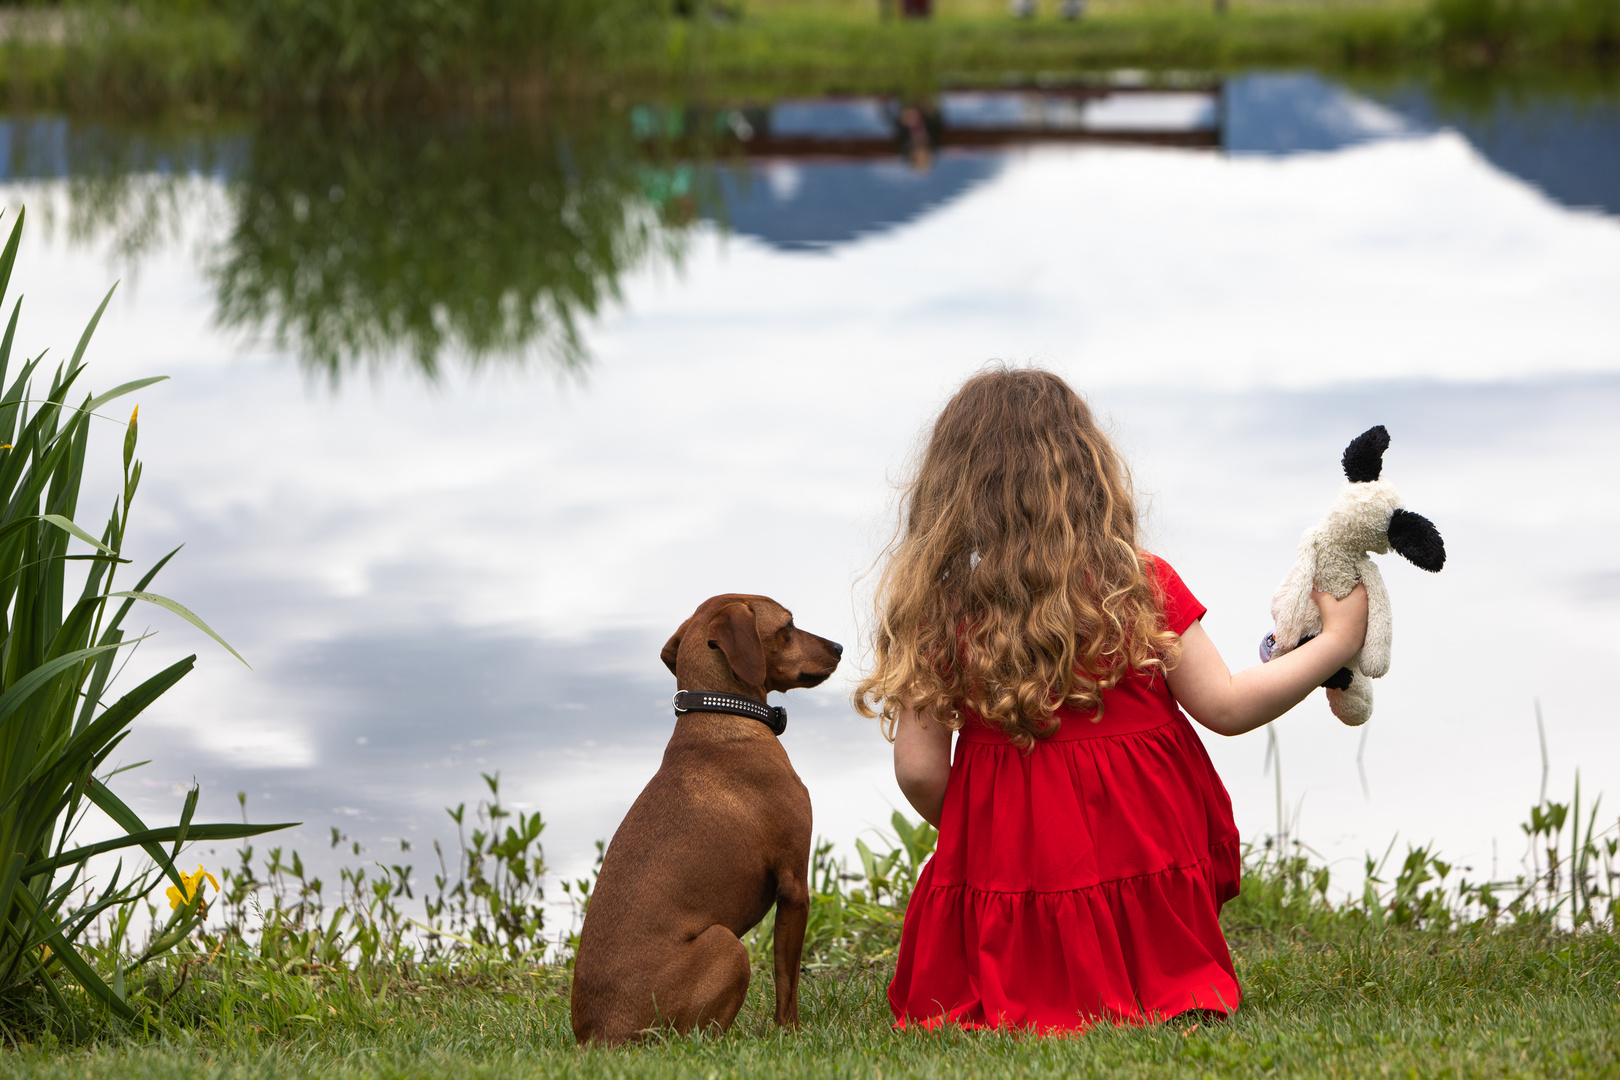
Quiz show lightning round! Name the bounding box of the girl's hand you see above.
[1167,582,1371,738]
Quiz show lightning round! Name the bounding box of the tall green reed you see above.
[0,207,290,1033]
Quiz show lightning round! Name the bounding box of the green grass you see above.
[0,784,1614,1075]
[659,2,1437,99]
[1,0,1616,113]
[0,923,1616,1077]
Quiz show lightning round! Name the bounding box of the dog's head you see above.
[661,595,843,696]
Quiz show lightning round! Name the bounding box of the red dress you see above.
[888,556,1242,1032]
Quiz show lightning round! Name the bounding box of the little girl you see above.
[856,368,1367,1032]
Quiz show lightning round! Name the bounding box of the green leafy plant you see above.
[209,820,419,972]
[427,772,549,961]
[0,207,291,1031]
[1223,835,1334,935]
[1493,774,1618,927]
[745,811,938,971]
[205,772,551,971]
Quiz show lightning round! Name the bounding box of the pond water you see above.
[3,72,1619,919]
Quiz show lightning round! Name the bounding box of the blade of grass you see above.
[0,208,21,306]
[109,591,250,669]
[20,821,300,881]
[0,641,131,728]
[67,285,117,371]
[83,376,168,418]
[40,513,116,555]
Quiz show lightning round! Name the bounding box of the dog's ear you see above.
[661,616,694,676]
[706,602,766,689]
[1388,509,1445,572]
[1341,426,1390,483]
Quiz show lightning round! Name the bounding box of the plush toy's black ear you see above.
[1388,509,1445,572]
[1341,426,1390,483]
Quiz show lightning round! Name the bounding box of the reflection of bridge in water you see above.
[639,75,1620,252]
[640,83,1223,163]
[634,85,1221,251]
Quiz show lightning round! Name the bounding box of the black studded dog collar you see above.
[672,691,787,737]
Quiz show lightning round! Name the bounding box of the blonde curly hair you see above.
[855,367,1180,749]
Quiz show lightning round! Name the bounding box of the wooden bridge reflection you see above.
[635,83,1223,163]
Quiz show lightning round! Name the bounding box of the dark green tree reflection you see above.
[212,113,699,382]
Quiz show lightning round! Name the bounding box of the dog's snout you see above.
[828,640,844,658]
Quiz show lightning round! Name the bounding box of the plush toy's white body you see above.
[1266,427,1444,728]
[1269,480,1400,726]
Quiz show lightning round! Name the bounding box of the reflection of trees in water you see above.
[214,116,697,382]
[6,111,700,382]
[5,122,248,264]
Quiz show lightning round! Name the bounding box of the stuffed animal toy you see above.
[1261,426,1445,727]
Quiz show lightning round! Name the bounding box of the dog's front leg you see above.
[770,879,809,1028]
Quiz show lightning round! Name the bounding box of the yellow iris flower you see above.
[166,864,220,912]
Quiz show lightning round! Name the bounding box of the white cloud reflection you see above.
[4,126,1618,907]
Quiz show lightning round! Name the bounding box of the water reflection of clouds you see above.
[1225,74,1418,155]
[695,137,1620,388]
[1381,87,1620,218]
[6,120,1620,902]
[716,154,1004,252]
[1578,572,1620,603]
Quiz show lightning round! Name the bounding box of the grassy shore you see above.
[656,0,1437,98]
[1,789,1615,1077]
[1,922,1616,1078]
[0,0,1615,113]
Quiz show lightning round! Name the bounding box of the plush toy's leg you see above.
[1326,669,1373,727]
[1357,560,1393,679]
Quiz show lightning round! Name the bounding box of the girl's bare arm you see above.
[892,704,953,827]
[1166,586,1369,737]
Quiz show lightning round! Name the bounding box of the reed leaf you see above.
[107,592,251,669]
[81,376,170,419]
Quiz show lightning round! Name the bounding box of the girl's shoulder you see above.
[1140,553,1206,636]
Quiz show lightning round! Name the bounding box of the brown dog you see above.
[569,594,842,1046]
